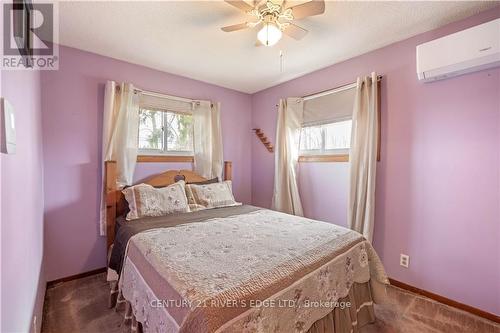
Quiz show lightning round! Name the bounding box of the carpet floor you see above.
[42,273,499,333]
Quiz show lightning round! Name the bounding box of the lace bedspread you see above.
[119,209,388,333]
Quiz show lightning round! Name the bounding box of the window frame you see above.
[299,119,352,159]
[137,107,194,161]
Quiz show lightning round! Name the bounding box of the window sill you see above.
[298,154,349,163]
[137,155,194,163]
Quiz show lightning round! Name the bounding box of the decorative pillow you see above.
[186,180,239,209]
[188,203,208,212]
[177,177,218,205]
[185,184,197,205]
[122,181,190,220]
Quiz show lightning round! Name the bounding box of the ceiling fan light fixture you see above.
[257,22,282,46]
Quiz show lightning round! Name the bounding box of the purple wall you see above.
[1,70,45,332]
[251,9,500,315]
[298,163,349,226]
[41,46,253,281]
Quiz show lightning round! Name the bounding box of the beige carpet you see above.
[42,273,499,333]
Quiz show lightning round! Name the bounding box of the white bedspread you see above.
[119,209,388,333]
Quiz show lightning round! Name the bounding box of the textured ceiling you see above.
[58,1,498,93]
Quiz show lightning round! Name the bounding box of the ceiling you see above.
[58,1,498,93]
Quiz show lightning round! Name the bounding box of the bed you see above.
[105,160,389,333]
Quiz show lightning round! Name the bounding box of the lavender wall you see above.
[251,9,500,315]
[41,46,252,281]
[1,70,45,332]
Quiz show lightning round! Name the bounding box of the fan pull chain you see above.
[280,50,284,73]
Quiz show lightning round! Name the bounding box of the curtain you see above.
[272,98,304,216]
[193,101,223,180]
[99,81,140,235]
[348,72,379,242]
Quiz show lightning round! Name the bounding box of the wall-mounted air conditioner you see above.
[416,18,500,82]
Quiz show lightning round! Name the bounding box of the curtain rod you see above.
[134,88,196,104]
[116,84,214,107]
[275,74,383,107]
[303,75,383,101]
[114,84,193,103]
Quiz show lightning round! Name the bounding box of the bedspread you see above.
[119,208,388,333]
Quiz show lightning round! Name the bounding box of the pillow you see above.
[122,181,190,220]
[186,180,239,209]
[178,177,219,205]
[188,203,208,212]
[183,177,219,210]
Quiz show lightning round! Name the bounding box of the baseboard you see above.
[389,278,500,324]
[46,267,107,288]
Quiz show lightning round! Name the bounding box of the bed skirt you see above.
[111,281,376,333]
[307,282,375,333]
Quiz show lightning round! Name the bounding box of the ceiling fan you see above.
[221,0,325,46]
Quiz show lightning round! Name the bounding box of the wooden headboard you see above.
[105,160,233,248]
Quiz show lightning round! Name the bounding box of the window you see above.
[299,119,352,156]
[138,108,193,156]
[299,85,356,161]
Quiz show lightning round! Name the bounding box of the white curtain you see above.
[348,72,379,242]
[99,81,140,235]
[193,101,223,180]
[272,98,304,216]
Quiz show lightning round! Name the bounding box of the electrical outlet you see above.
[400,254,410,268]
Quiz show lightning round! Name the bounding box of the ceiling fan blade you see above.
[255,40,264,47]
[221,22,250,32]
[283,23,308,40]
[224,0,255,12]
[289,0,325,20]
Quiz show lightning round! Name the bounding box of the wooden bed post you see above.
[224,161,232,181]
[105,161,117,249]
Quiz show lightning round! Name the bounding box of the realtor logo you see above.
[2,0,59,70]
